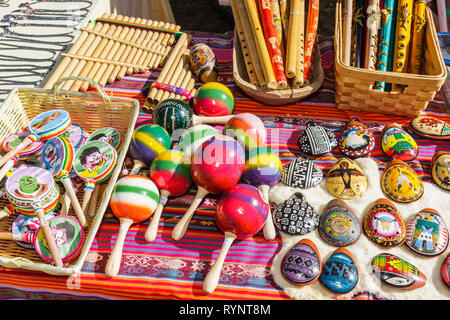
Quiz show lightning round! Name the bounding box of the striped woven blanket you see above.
[0,31,447,300]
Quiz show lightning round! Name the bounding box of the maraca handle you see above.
[60,193,71,216]
[0,139,31,168]
[203,231,237,294]
[130,160,145,175]
[145,203,163,242]
[35,207,64,268]
[105,217,133,278]
[87,186,100,217]
[259,185,276,241]
[81,186,94,214]
[172,188,208,241]
[0,231,33,243]
[62,178,87,227]
[263,209,276,241]
[192,114,234,125]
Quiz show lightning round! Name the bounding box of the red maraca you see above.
[171,135,245,241]
[203,184,269,293]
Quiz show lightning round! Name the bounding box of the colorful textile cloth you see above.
[0,30,448,300]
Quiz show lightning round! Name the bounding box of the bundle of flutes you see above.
[342,0,427,92]
[43,13,181,91]
[231,0,320,90]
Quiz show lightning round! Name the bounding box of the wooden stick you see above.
[258,0,288,89]
[145,32,188,106]
[409,0,426,74]
[60,54,148,69]
[87,184,101,217]
[130,20,160,73]
[105,217,133,278]
[60,14,118,90]
[343,0,354,66]
[168,51,190,100]
[294,0,305,88]
[303,0,319,83]
[173,61,193,100]
[244,0,277,89]
[286,0,301,78]
[81,16,138,91]
[70,15,128,91]
[231,0,259,86]
[203,231,237,293]
[366,0,380,70]
[437,0,448,32]
[42,12,113,89]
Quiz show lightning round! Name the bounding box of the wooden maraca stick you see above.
[0,231,33,242]
[145,190,170,242]
[60,13,115,91]
[60,192,70,216]
[70,15,126,91]
[105,217,133,278]
[61,178,86,227]
[43,12,114,89]
[87,184,101,217]
[203,231,237,294]
[172,187,209,241]
[259,185,276,241]
[81,16,137,91]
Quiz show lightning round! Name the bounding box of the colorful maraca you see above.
[0,216,84,263]
[172,135,245,241]
[105,175,159,277]
[152,99,233,135]
[128,124,172,175]
[40,136,86,227]
[222,113,267,151]
[241,147,282,241]
[73,140,117,214]
[4,167,64,267]
[0,109,71,169]
[193,82,234,117]
[177,124,220,161]
[203,184,268,293]
[0,130,46,181]
[145,150,193,242]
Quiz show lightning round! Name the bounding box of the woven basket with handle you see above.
[0,76,139,276]
[334,1,447,116]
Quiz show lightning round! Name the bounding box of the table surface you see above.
[0,13,449,301]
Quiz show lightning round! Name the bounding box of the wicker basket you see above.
[0,77,139,276]
[334,1,447,117]
[232,30,324,106]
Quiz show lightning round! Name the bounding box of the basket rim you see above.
[232,28,324,104]
[0,86,140,276]
[334,1,447,85]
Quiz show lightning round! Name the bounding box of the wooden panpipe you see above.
[43,13,181,91]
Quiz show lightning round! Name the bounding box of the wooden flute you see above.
[409,0,426,75]
[353,0,366,68]
[366,0,381,70]
[392,0,413,90]
[374,0,396,91]
[303,0,319,86]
